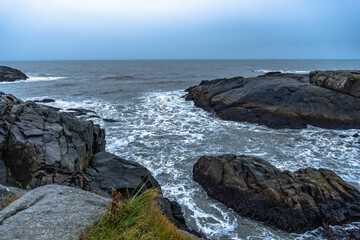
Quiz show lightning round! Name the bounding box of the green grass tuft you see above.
[80,188,192,240]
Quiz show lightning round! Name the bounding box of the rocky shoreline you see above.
[186,71,360,129]
[0,91,199,239]
[1,66,360,239]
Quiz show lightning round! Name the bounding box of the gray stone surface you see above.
[186,71,360,129]
[310,70,360,98]
[0,66,28,82]
[0,185,109,240]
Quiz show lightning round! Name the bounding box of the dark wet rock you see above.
[319,223,360,240]
[33,98,56,103]
[310,70,360,98]
[0,161,6,185]
[339,134,349,138]
[193,154,360,233]
[186,71,360,129]
[167,200,202,238]
[87,115,100,119]
[0,66,28,82]
[103,118,119,123]
[353,133,359,138]
[85,152,161,196]
[0,185,109,240]
[66,108,99,117]
[0,91,106,189]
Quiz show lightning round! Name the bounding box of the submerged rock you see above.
[0,66,28,82]
[33,98,56,103]
[193,154,360,233]
[103,118,119,123]
[185,71,360,129]
[0,185,109,240]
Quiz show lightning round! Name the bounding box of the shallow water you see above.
[1,60,359,239]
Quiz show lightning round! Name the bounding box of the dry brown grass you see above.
[0,194,21,211]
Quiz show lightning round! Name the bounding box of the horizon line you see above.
[1,58,360,62]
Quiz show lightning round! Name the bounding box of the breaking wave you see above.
[254,69,311,74]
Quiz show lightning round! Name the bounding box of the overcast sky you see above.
[1,0,359,60]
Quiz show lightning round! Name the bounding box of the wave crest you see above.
[254,69,310,74]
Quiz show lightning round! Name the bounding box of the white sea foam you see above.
[254,69,311,74]
[26,91,360,239]
[0,76,66,84]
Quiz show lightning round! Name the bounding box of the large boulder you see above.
[0,66,28,82]
[0,92,106,189]
[0,185,109,240]
[310,70,360,98]
[193,154,360,233]
[85,152,161,196]
[186,71,360,129]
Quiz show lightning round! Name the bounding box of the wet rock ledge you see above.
[185,70,360,129]
[0,66,28,82]
[193,154,360,233]
[0,91,198,238]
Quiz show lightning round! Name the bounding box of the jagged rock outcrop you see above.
[0,92,106,189]
[193,154,360,233]
[0,66,28,82]
[0,185,109,240]
[310,70,360,98]
[186,71,360,129]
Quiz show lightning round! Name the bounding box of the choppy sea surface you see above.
[1,60,359,239]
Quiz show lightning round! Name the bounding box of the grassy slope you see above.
[81,188,192,240]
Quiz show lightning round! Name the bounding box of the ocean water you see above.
[1,60,359,239]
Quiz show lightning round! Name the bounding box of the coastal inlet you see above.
[0,60,359,239]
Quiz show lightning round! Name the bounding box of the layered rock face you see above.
[193,154,360,233]
[310,70,360,98]
[0,66,28,82]
[0,92,106,189]
[0,185,109,240]
[186,71,360,129]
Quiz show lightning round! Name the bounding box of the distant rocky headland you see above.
[0,66,28,82]
[186,70,360,129]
